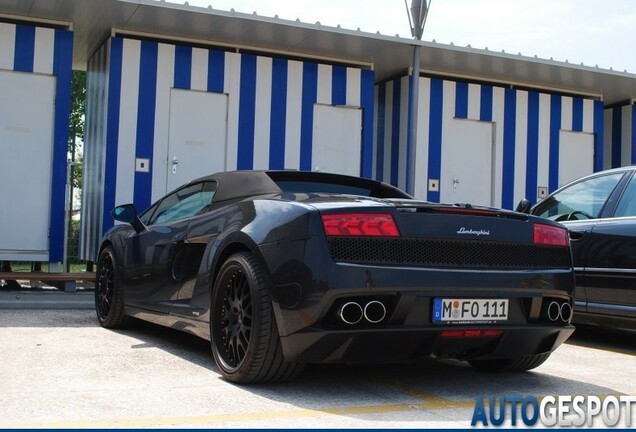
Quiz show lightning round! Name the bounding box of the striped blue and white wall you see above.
[374,76,604,208]
[81,36,374,260]
[604,103,636,169]
[0,22,73,262]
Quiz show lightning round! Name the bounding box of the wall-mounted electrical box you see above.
[135,158,150,173]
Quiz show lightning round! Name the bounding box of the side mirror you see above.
[515,199,532,214]
[111,204,146,233]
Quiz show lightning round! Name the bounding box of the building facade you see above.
[80,36,375,261]
[2,0,636,267]
[375,75,604,208]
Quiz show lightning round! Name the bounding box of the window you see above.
[534,173,623,221]
[139,202,160,225]
[614,174,636,218]
[274,180,372,197]
[148,182,217,225]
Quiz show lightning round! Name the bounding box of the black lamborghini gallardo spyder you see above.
[95,170,575,383]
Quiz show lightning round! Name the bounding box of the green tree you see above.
[66,70,87,270]
[69,70,86,189]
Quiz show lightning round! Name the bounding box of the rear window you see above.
[266,171,412,199]
[275,180,372,196]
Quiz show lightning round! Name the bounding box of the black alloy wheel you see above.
[219,267,253,368]
[96,250,114,321]
[95,246,129,328]
[210,252,303,383]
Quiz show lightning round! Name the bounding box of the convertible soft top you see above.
[188,170,412,202]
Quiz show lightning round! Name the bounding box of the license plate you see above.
[433,298,509,324]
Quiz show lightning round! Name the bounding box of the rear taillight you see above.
[321,214,400,237]
[534,224,569,247]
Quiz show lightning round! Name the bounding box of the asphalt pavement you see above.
[0,289,93,309]
[0,302,634,428]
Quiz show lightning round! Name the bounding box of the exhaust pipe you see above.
[560,302,573,322]
[339,302,363,325]
[364,300,387,323]
[547,301,561,322]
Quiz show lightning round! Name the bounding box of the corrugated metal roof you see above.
[1,0,635,104]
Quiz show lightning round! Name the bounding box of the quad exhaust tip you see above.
[547,301,561,322]
[546,300,572,323]
[560,302,573,322]
[338,302,364,325]
[338,300,387,325]
[364,300,387,324]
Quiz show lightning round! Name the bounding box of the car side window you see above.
[535,173,623,221]
[149,181,217,225]
[139,202,159,225]
[613,174,636,217]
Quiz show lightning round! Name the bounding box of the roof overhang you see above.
[1,0,635,105]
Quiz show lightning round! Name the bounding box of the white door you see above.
[0,70,55,258]
[441,119,494,206]
[559,130,594,187]
[167,89,228,192]
[312,105,362,176]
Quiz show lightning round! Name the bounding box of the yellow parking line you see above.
[371,378,475,410]
[0,404,420,429]
[1,395,473,428]
[13,383,627,428]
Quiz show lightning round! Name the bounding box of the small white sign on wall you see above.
[135,158,150,173]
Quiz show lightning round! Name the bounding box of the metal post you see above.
[405,0,431,197]
[63,161,82,272]
[408,44,420,196]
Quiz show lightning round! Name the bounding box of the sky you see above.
[171,0,636,75]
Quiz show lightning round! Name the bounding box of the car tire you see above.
[95,246,130,328]
[210,252,304,384]
[469,353,551,372]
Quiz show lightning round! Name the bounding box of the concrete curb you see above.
[0,290,94,309]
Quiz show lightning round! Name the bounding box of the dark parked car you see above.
[96,170,574,383]
[525,166,636,329]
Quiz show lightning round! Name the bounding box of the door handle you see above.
[172,156,178,175]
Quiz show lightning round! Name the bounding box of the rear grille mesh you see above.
[327,238,571,269]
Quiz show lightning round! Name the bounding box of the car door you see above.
[583,172,636,320]
[531,171,627,312]
[122,181,216,313]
